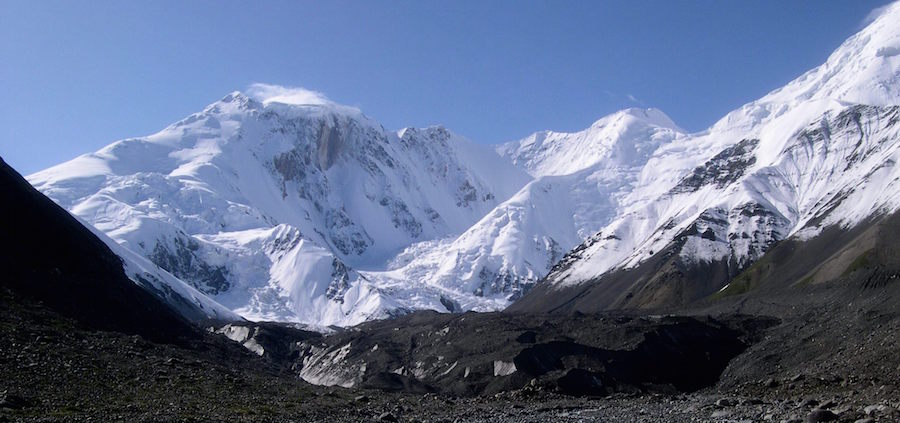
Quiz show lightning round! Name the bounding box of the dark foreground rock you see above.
[2,281,900,422]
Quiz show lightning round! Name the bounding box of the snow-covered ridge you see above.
[543,2,900,290]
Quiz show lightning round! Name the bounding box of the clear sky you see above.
[1,0,893,175]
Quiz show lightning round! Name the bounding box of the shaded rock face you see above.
[149,236,231,295]
[267,115,491,259]
[513,321,748,395]
[324,208,374,256]
[325,258,353,303]
[815,105,899,172]
[670,138,759,194]
[475,267,537,300]
[269,115,385,257]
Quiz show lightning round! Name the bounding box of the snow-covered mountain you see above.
[27,2,900,326]
[29,89,529,327]
[511,2,900,313]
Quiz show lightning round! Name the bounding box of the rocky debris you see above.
[863,404,899,418]
[0,393,31,410]
[716,398,738,407]
[805,408,837,422]
[377,411,397,422]
[798,398,820,408]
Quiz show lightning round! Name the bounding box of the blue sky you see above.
[1,0,893,175]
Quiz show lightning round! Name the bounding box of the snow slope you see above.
[496,108,682,178]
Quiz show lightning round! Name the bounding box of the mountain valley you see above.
[3,2,900,422]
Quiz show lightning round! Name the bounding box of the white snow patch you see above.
[299,343,360,388]
[242,338,265,356]
[493,360,517,377]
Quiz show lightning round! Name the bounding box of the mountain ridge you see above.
[511,1,900,313]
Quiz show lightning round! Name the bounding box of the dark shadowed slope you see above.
[0,156,198,343]
[507,210,900,316]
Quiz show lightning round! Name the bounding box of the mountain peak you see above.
[202,91,261,114]
[498,107,683,177]
[222,90,249,103]
[28,85,531,327]
[239,83,365,118]
[597,107,679,130]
